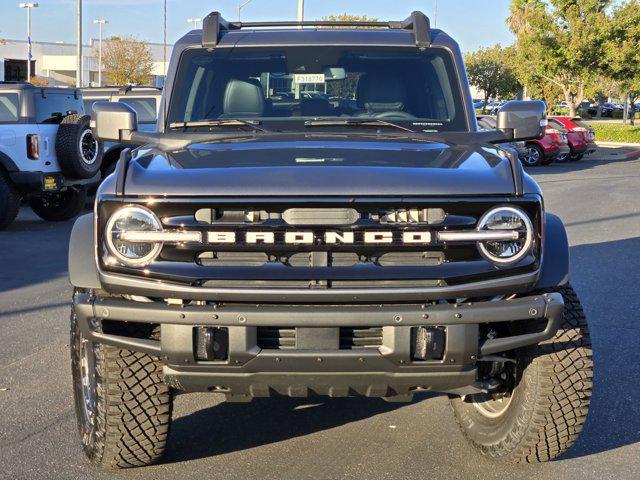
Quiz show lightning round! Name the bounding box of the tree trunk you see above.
[481,93,489,114]
[630,96,637,126]
[562,88,574,117]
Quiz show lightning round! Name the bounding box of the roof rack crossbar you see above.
[202,11,431,48]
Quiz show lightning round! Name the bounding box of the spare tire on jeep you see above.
[56,114,103,179]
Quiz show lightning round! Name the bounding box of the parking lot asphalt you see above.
[1,148,639,480]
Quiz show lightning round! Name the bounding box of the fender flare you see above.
[68,213,101,289]
[535,213,570,289]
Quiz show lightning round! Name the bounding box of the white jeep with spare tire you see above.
[0,82,103,229]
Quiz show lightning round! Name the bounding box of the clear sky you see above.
[0,0,515,52]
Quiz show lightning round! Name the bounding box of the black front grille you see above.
[256,327,384,350]
[257,327,296,349]
[339,327,383,349]
[99,197,542,287]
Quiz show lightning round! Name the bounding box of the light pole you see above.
[187,18,202,30]
[93,19,107,87]
[76,0,82,87]
[297,0,304,23]
[19,3,38,82]
[434,0,438,28]
[238,0,255,21]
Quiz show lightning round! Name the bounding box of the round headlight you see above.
[105,206,162,267]
[477,206,533,265]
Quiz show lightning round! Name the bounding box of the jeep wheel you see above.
[0,170,21,230]
[450,284,593,463]
[29,187,87,222]
[71,290,173,468]
[570,153,584,162]
[521,144,544,167]
[56,114,104,179]
[556,152,570,163]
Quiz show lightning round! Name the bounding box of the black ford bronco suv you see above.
[68,12,592,468]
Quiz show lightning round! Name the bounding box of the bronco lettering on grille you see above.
[206,231,432,245]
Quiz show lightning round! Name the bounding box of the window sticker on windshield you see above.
[293,73,326,84]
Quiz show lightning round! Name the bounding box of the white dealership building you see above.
[0,38,171,86]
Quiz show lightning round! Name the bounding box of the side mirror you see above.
[496,100,547,142]
[90,101,138,143]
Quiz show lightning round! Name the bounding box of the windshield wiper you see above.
[304,119,415,133]
[168,119,268,133]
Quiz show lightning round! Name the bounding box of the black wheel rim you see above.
[79,337,97,446]
[80,129,98,165]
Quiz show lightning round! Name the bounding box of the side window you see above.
[0,93,20,123]
[35,93,84,124]
[548,119,565,131]
[118,97,158,124]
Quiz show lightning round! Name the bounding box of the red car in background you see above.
[548,117,596,161]
[520,124,570,167]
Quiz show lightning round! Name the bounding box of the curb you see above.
[596,141,640,148]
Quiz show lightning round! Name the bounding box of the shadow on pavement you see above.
[561,237,640,460]
[0,209,79,293]
[164,394,434,463]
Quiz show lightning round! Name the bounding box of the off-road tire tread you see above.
[56,114,102,178]
[0,169,21,230]
[71,294,172,469]
[451,284,593,463]
[29,188,87,222]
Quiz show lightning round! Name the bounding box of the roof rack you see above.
[202,11,431,49]
[118,85,163,94]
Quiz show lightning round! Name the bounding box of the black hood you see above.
[123,135,516,197]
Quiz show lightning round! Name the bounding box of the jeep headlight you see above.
[105,206,163,267]
[477,206,533,265]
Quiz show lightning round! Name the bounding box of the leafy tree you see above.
[464,44,522,113]
[100,36,154,86]
[508,0,612,117]
[526,77,563,114]
[605,0,640,124]
[29,76,52,87]
[321,14,379,25]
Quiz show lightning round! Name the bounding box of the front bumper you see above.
[73,291,564,399]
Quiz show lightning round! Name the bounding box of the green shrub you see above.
[587,122,640,143]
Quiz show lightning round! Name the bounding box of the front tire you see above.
[29,187,87,222]
[570,153,584,161]
[70,291,173,468]
[450,285,593,463]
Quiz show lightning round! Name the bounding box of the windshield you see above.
[167,46,467,132]
[0,93,20,123]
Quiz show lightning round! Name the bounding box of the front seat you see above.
[221,78,265,117]
[356,73,408,115]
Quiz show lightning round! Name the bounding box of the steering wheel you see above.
[373,111,416,120]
